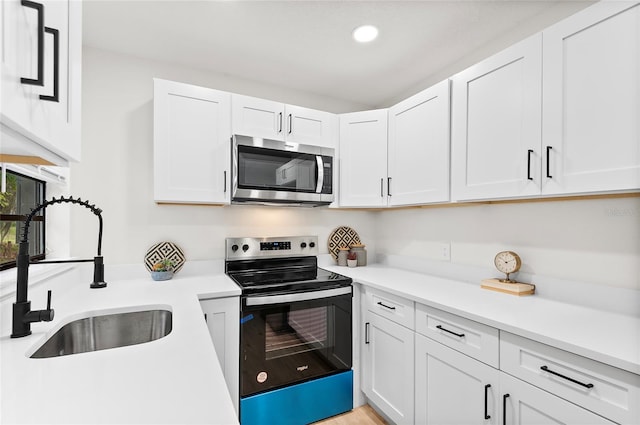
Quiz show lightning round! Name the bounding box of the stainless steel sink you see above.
[30,309,172,358]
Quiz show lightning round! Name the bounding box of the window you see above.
[0,169,46,270]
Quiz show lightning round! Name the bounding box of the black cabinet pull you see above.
[288,114,293,134]
[377,301,396,310]
[527,149,534,180]
[380,178,384,197]
[540,365,594,388]
[503,394,510,425]
[20,0,45,86]
[278,112,283,133]
[223,171,227,193]
[365,322,370,344]
[484,384,491,420]
[436,324,465,338]
[387,177,392,196]
[39,27,59,102]
[204,313,207,322]
[546,146,553,178]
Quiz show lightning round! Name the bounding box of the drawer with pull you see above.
[415,303,499,368]
[500,331,640,425]
[365,287,415,330]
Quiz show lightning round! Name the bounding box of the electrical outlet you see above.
[441,243,451,261]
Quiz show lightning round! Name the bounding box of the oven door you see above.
[232,135,334,205]
[240,286,352,397]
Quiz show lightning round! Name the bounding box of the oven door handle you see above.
[315,156,324,193]
[245,286,351,306]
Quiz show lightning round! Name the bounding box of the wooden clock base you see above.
[481,278,535,296]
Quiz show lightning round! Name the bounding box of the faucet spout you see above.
[11,196,107,338]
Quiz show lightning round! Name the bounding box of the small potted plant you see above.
[151,259,175,281]
[347,251,358,268]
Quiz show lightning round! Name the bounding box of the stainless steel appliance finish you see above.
[231,135,334,206]
[30,309,173,358]
[225,235,353,413]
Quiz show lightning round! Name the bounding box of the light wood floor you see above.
[314,405,387,425]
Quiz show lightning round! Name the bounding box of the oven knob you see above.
[231,244,239,252]
[300,242,307,248]
[309,242,316,248]
[242,244,249,252]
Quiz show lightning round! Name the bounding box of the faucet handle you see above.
[40,290,54,322]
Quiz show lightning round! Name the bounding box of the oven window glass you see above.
[265,306,327,360]
[238,146,317,192]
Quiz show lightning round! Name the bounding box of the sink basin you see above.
[30,309,172,358]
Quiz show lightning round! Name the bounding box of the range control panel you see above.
[225,236,319,260]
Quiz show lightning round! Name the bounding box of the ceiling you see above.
[82,1,594,109]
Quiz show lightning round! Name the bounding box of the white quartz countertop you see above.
[0,261,241,425]
[319,259,640,376]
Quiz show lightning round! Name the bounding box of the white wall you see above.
[70,47,376,265]
[376,197,640,290]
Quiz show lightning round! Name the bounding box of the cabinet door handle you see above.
[377,301,396,310]
[546,146,553,178]
[527,149,534,180]
[484,384,491,420]
[436,324,465,338]
[365,322,370,344]
[20,0,45,86]
[288,114,293,134]
[223,171,227,193]
[39,27,59,102]
[204,313,207,322]
[380,178,384,197]
[387,177,392,196]
[540,365,594,388]
[278,112,283,133]
[503,394,510,425]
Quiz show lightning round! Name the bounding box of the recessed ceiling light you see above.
[352,25,379,43]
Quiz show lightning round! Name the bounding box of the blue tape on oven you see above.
[240,314,254,324]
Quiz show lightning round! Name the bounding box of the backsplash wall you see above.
[375,197,640,290]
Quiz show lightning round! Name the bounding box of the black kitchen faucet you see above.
[11,196,107,338]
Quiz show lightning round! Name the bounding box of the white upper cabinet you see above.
[339,109,388,207]
[153,79,231,204]
[451,34,543,201]
[231,93,337,148]
[388,79,450,205]
[542,1,640,195]
[1,0,82,164]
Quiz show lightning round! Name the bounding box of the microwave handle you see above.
[316,156,324,193]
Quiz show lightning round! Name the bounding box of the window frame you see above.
[0,168,46,271]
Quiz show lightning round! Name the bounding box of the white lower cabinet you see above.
[500,372,615,425]
[361,288,415,424]
[415,333,500,424]
[359,289,637,425]
[200,297,239,415]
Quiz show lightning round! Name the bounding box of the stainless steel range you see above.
[225,236,353,425]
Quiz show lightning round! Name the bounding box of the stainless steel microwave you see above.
[231,135,334,206]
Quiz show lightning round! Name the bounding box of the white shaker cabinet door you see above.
[388,79,450,206]
[451,34,542,201]
[415,334,500,425]
[153,79,231,204]
[200,297,240,415]
[285,104,337,148]
[542,1,640,195]
[500,372,615,425]
[1,0,82,163]
[339,109,388,207]
[231,94,285,141]
[362,312,415,424]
